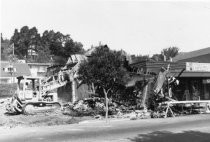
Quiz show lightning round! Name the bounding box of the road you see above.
[1,114,210,142]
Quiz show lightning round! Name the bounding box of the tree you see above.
[1,33,3,42]
[64,40,84,57]
[161,47,179,61]
[10,26,41,60]
[150,47,179,61]
[151,54,164,61]
[1,34,12,61]
[41,30,85,64]
[10,26,85,63]
[131,54,150,63]
[78,45,127,121]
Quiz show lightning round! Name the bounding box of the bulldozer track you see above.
[23,102,61,115]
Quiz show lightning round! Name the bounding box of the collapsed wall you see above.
[57,82,72,103]
[57,81,90,103]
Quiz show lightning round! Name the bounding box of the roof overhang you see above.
[170,71,210,78]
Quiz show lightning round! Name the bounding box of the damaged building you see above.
[46,48,96,103]
[130,47,210,105]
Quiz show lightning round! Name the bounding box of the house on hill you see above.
[0,61,31,83]
[27,62,51,78]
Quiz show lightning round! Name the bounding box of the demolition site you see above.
[1,46,210,128]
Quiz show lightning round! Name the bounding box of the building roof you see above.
[27,62,52,66]
[0,61,31,78]
[131,60,210,78]
[173,47,210,62]
[170,71,210,78]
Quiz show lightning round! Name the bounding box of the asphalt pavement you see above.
[1,114,210,142]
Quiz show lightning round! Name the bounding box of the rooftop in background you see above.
[173,47,210,62]
[0,61,31,78]
[27,62,52,66]
[130,60,210,78]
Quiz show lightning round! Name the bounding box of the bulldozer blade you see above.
[5,97,23,114]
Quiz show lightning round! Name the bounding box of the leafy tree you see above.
[1,34,11,60]
[10,26,84,63]
[10,26,41,60]
[150,47,179,61]
[161,47,179,61]
[1,33,3,42]
[131,54,150,63]
[64,40,84,57]
[41,30,84,64]
[151,54,164,61]
[78,45,127,121]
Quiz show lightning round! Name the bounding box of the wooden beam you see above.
[164,100,210,104]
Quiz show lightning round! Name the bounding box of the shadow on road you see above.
[129,131,210,142]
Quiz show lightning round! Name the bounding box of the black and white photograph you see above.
[1,0,210,141]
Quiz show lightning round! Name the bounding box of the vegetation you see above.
[161,46,179,60]
[1,27,180,117]
[130,54,150,63]
[1,26,84,64]
[78,45,128,120]
[151,47,179,61]
[0,84,16,98]
[130,47,179,63]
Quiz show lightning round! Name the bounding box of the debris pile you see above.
[62,97,152,120]
[62,97,106,117]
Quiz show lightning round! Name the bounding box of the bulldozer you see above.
[6,74,68,114]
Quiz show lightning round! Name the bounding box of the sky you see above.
[1,0,210,56]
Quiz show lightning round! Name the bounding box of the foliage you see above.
[151,54,164,61]
[0,84,16,98]
[150,47,179,61]
[1,34,11,60]
[78,45,127,95]
[131,54,150,63]
[78,45,128,120]
[161,47,179,61]
[9,26,84,63]
[40,30,84,64]
[10,26,41,60]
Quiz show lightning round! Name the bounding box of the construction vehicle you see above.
[6,74,68,114]
[5,54,88,115]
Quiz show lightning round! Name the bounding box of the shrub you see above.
[0,83,16,98]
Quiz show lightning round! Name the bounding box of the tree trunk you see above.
[141,84,148,109]
[103,88,109,123]
[72,80,76,103]
[91,83,96,95]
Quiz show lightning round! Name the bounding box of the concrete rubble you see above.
[62,97,152,120]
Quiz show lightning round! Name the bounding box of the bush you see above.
[0,83,16,98]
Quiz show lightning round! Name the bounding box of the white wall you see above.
[29,64,49,77]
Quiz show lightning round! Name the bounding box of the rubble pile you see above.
[62,97,152,120]
[62,97,106,116]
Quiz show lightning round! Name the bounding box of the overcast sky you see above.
[1,0,210,56]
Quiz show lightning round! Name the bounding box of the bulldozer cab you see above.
[16,76,42,102]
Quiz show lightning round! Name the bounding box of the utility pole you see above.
[10,43,15,83]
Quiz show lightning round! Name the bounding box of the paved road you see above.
[1,114,210,142]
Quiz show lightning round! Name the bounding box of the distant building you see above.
[0,61,31,83]
[27,62,51,78]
